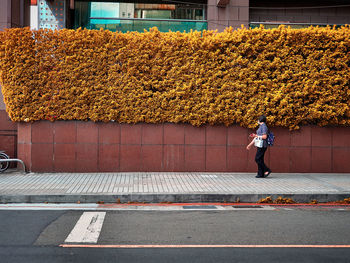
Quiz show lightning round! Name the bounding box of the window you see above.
[74,1,207,32]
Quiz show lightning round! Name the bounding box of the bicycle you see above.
[0,151,10,173]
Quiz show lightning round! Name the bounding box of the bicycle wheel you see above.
[0,152,9,172]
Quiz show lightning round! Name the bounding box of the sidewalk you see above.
[0,171,350,203]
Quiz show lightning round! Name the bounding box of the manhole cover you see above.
[183,206,217,209]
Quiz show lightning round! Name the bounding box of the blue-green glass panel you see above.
[90,2,119,18]
[142,10,172,19]
[88,19,207,32]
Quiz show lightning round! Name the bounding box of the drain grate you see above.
[232,206,263,209]
[183,206,217,209]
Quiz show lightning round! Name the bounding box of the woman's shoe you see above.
[264,170,272,178]
[255,175,264,178]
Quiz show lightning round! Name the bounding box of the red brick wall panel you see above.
[290,148,312,173]
[99,123,120,144]
[99,144,119,172]
[77,122,98,144]
[206,146,227,172]
[311,148,332,173]
[227,146,247,172]
[31,121,53,144]
[141,145,163,171]
[17,143,31,170]
[54,122,76,144]
[121,124,142,145]
[291,127,312,147]
[272,127,290,147]
[332,127,350,147]
[120,145,142,171]
[18,123,31,144]
[312,127,332,147]
[185,125,205,145]
[206,126,227,146]
[17,122,350,173]
[53,144,76,172]
[164,124,185,145]
[163,145,185,172]
[142,124,163,145]
[31,143,53,172]
[0,111,16,130]
[247,148,258,172]
[265,149,271,170]
[269,147,290,173]
[333,148,350,173]
[0,135,16,158]
[184,145,205,171]
[76,144,98,172]
[227,126,249,146]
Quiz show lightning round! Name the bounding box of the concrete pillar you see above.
[30,4,38,29]
[207,0,249,32]
[0,0,12,30]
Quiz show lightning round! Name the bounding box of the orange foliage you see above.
[0,26,349,129]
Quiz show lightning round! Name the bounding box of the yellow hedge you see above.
[0,26,350,129]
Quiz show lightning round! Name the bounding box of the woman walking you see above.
[246,115,272,178]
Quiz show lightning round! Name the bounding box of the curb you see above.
[1,193,350,204]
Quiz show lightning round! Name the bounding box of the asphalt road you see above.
[1,205,350,263]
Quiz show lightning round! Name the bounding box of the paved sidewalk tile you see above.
[1,172,350,195]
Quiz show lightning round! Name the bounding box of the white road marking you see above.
[65,212,106,243]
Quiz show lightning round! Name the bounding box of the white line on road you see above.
[65,212,106,243]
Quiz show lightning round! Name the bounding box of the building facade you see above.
[249,0,350,29]
[28,0,350,33]
[29,0,250,32]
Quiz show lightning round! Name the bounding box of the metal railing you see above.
[0,159,27,173]
[89,17,207,23]
[250,22,345,28]
[86,17,208,32]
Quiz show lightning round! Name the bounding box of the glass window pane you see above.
[142,10,172,19]
[90,2,119,18]
[74,1,207,32]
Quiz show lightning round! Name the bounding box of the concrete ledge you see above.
[1,193,349,204]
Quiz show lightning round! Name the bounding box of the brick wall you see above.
[17,121,350,173]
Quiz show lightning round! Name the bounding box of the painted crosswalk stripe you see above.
[65,212,106,243]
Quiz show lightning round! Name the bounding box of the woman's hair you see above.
[259,115,267,123]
